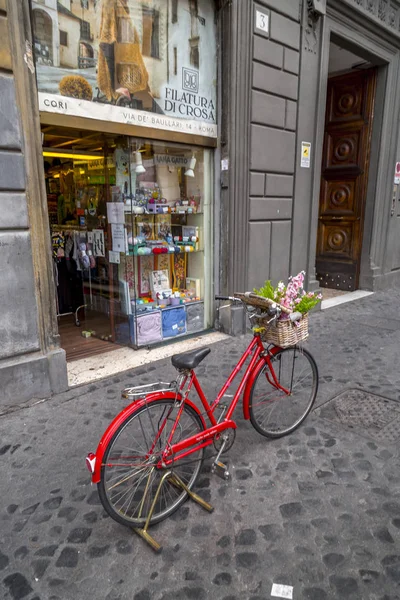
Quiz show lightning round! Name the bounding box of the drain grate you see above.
[315,389,400,444]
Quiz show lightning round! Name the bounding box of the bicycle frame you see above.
[90,334,289,483]
[159,335,289,468]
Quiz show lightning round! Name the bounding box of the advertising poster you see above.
[32,0,217,137]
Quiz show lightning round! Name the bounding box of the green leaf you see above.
[253,280,275,300]
[295,295,321,314]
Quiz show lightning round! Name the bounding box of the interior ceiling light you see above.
[42,149,102,160]
[185,155,196,178]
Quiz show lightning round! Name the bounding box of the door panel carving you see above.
[320,180,357,216]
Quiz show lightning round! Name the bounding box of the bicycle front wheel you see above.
[249,346,318,438]
[98,399,205,528]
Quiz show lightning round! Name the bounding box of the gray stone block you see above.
[265,174,294,196]
[253,35,283,69]
[270,11,300,50]
[250,197,292,220]
[250,125,295,172]
[253,62,298,100]
[284,47,300,74]
[286,99,297,131]
[247,221,271,289]
[270,220,291,281]
[0,354,52,406]
[0,193,28,228]
[219,304,246,336]
[47,348,69,396]
[0,75,21,149]
[250,172,265,196]
[0,231,39,359]
[255,0,300,21]
[0,151,25,190]
[251,90,285,128]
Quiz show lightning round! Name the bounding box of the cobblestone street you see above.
[1,291,400,600]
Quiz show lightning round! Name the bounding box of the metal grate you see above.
[315,389,400,444]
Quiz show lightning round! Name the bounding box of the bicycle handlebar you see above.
[215,294,291,315]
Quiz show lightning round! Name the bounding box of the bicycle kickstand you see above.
[133,471,214,554]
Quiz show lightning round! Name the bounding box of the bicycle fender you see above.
[242,348,281,420]
[90,393,206,484]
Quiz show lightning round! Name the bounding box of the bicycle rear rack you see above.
[122,381,177,400]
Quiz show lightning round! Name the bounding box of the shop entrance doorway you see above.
[41,124,212,362]
[316,43,377,292]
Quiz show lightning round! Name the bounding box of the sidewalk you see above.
[1,290,400,600]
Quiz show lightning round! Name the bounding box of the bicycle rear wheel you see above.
[98,399,205,528]
[249,346,318,438]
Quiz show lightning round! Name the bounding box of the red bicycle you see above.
[86,295,318,551]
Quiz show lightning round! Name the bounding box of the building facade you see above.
[1,0,400,405]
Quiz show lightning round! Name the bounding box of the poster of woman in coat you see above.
[32,0,217,126]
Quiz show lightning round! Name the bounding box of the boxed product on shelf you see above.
[186,277,203,299]
[155,214,172,240]
[135,214,154,239]
[186,302,204,333]
[150,269,170,295]
[147,204,170,214]
[162,306,187,338]
[136,311,162,345]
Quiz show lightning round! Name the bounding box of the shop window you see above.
[172,0,178,23]
[124,138,212,347]
[190,38,200,69]
[60,31,68,47]
[42,128,213,354]
[142,8,160,59]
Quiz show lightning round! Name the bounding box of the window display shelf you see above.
[131,248,204,257]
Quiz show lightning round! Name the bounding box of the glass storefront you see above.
[43,126,213,355]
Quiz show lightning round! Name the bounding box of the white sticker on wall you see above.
[271,583,293,599]
[256,10,269,34]
[301,141,311,168]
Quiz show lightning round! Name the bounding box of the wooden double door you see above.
[316,68,376,291]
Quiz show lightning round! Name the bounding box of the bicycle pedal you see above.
[211,460,231,481]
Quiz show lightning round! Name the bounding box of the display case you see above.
[115,138,213,348]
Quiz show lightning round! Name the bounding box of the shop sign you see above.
[33,0,217,138]
[154,154,190,167]
[87,157,114,171]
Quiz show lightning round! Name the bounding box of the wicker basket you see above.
[234,291,309,348]
[259,313,309,348]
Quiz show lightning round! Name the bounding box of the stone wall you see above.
[0,0,68,405]
[247,0,300,289]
